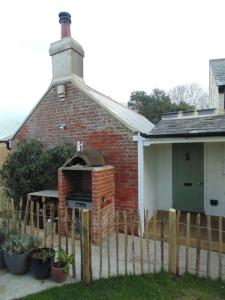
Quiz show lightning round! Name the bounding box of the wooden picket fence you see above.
[0,196,92,283]
[96,208,225,280]
[0,195,225,282]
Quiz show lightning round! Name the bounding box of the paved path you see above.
[0,269,75,300]
[0,233,224,299]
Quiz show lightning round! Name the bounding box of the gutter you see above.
[140,131,225,139]
[0,140,11,150]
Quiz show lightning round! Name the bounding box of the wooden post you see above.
[218,216,223,279]
[196,213,201,274]
[19,198,23,234]
[207,215,211,277]
[50,204,54,249]
[11,199,15,232]
[65,207,68,254]
[153,212,157,272]
[36,201,40,238]
[168,209,177,274]
[116,210,119,276]
[107,208,111,277]
[161,218,164,271]
[24,196,30,234]
[138,210,144,274]
[145,210,150,273]
[81,209,91,284]
[123,210,128,275]
[58,205,61,252]
[176,210,180,275]
[99,209,102,278]
[43,202,47,248]
[131,213,136,275]
[71,208,76,278]
[30,200,34,236]
[185,213,190,273]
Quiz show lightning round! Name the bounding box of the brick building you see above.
[12,12,153,236]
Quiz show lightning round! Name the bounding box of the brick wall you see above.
[12,82,138,210]
[58,166,115,243]
[92,168,115,243]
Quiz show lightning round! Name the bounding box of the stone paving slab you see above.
[0,269,75,300]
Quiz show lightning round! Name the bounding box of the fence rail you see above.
[0,194,224,282]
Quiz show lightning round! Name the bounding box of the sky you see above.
[1,0,225,139]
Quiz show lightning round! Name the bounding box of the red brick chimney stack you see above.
[59,12,71,39]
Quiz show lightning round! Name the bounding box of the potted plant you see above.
[51,249,73,283]
[2,234,41,274]
[31,247,55,280]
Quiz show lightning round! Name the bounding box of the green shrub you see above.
[0,140,75,201]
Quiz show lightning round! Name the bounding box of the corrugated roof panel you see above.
[72,77,154,134]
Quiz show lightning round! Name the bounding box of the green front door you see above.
[172,143,204,212]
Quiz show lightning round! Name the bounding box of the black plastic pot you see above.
[0,232,5,245]
[31,248,55,280]
[3,250,31,274]
[0,249,6,268]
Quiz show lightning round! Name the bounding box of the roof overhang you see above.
[141,131,225,139]
[140,132,225,145]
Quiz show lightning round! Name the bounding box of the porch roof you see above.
[142,114,225,138]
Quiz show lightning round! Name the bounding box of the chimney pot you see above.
[59,12,71,39]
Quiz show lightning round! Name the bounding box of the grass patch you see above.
[21,272,225,300]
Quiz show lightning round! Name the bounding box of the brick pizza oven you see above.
[58,150,115,243]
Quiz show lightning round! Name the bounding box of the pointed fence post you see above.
[81,209,92,284]
[168,209,177,274]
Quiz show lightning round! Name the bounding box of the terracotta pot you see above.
[51,264,68,283]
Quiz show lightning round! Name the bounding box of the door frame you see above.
[172,142,205,213]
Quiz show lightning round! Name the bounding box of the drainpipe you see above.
[133,133,145,234]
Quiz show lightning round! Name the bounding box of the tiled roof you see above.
[210,59,225,86]
[149,114,225,136]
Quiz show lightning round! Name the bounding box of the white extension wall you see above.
[144,146,158,218]
[157,144,172,210]
[205,142,225,216]
[144,142,225,217]
[144,144,172,215]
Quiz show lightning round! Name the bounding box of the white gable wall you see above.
[209,65,219,110]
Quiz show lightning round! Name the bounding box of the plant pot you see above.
[0,232,5,245]
[31,248,55,280]
[3,250,31,274]
[0,249,6,268]
[51,264,68,283]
